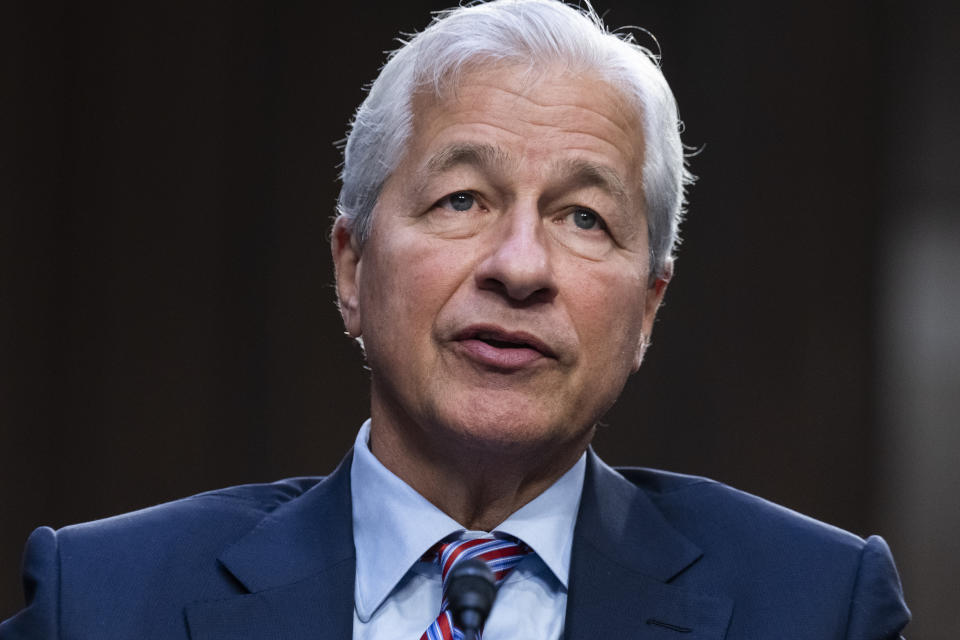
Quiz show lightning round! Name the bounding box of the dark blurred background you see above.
[2,0,958,636]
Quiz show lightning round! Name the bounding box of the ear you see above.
[633,259,672,371]
[331,217,363,339]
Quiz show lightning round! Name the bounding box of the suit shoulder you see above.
[611,466,909,636]
[614,465,865,551]
[32,477,328,635]
[189,476,324,510]
[614,465,719,496]
[56,476,325,564]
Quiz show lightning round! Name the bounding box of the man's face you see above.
[334,64,667,460]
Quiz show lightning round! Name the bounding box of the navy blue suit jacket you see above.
[1,450,909,639]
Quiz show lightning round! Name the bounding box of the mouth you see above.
[452,325,556,370]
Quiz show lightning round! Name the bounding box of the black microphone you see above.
[447,558,497,640]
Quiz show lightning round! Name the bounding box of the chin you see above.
[431,396,587,458]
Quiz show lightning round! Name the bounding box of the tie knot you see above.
[431,533,532,590]
[419,534,531,640]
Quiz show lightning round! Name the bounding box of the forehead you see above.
[403,63,646,185]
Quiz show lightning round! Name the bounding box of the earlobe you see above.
[634,260,672,371]
[643,260,672,330]
[331,217,363,338]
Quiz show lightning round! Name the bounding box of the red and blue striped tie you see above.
[419,533,532,640]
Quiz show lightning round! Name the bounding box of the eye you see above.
[439,191,476,212]
[550,205,617,259]
[570,207,605,231]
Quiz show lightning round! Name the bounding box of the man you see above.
[1,1,909,638]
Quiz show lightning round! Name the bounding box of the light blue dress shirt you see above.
[350,420,586,640]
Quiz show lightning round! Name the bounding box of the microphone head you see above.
[447,558,497,635]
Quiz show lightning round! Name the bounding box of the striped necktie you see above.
[420,533,532,640]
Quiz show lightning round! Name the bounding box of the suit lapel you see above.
[182,447,733,639]
[185,454,356,640]
[564,451,733,639]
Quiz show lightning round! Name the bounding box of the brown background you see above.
[2,1,958,637]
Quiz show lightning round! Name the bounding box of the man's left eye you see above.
[570,208,604,230]
[444,192,475,212]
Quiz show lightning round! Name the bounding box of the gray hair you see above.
[336,0,691,280]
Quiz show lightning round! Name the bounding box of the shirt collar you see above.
[350,419,586,621]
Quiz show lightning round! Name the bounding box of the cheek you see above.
[361,235,475,337]
[570,270,647,365]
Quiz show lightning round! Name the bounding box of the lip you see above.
[451,324,556,371]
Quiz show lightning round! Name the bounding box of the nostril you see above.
[474,255,557,303]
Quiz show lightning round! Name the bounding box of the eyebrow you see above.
[551,158,630,204]
[424,142,509,176]
[420,142,631,203]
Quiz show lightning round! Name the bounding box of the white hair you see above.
[336,0,692,280]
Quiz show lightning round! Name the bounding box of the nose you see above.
[474,205,557,303]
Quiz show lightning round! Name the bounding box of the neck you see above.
[368,411,593,532]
